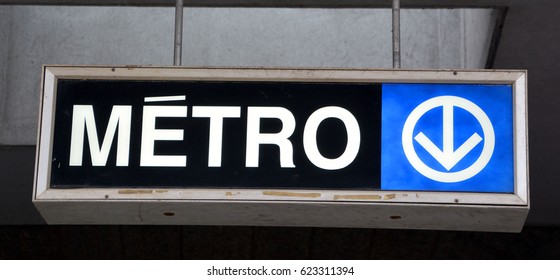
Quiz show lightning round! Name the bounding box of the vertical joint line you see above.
[485,7,508,69]
[392,0,401,68]
[173,0,184,66]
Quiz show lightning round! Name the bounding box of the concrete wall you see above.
[0,6,497,145]
[0,7,12,138]
[0,6,174,145]
[464,9,500,68]
[0,6,497,225]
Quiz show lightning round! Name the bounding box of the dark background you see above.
[1,225,559,259]
[51,80,381,189]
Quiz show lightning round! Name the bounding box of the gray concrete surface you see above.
[0,0,543,8]
[184,8,495,69]
[0,6,496,145]
[0,7,11,139]
[0,6,174,145]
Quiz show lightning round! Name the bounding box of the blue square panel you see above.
[381,83,514,193]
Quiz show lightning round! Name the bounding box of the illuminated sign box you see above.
[33,66,529,232]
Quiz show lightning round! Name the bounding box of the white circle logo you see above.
[402,96,495,183]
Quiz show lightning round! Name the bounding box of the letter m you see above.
[69,105,132,166]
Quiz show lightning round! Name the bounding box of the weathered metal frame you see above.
[33,66,529,232]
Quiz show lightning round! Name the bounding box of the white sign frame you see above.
[33,66,529,232]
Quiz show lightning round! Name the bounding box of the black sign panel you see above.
[50,80,381,189]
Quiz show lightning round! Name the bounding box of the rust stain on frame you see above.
[334,194,382,200]
[262,191,321,198]
[118,190,154,194]
[225,191,241,197]
[384,194,396,200]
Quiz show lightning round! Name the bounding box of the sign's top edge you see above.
[42,65,527,86]
[41,64,528,74]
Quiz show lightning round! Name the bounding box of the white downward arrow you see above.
[413,104,482,171]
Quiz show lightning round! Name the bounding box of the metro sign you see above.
[52,81,379,189]
[381,84,514,192]
[34,66,529,232]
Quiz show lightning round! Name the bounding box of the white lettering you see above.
[69,105,132,166]
[140,106,188,167]
[69,104,361,171]
[192,106,241,167]
[246,107,296,168]
[303,106,361,170]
